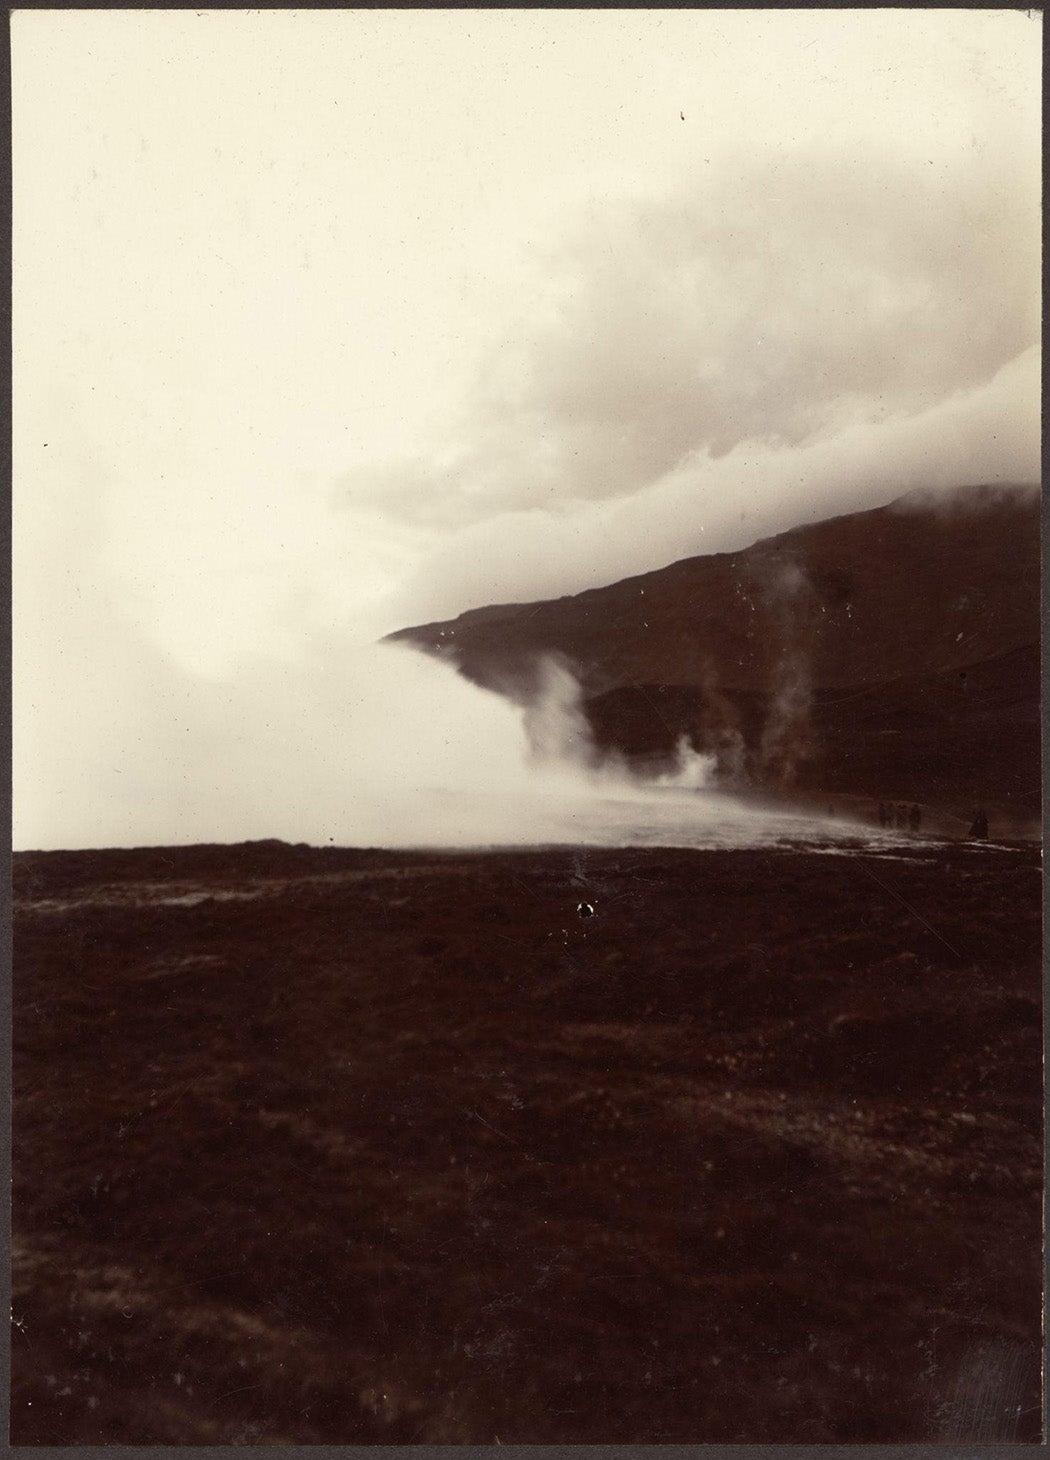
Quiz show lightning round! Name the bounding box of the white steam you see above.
[519,655,716,791]
[753,556,818,787]
[14,623,911,854]
[522,656,599,771]
[656,737,718,792]
[12,636,723,850]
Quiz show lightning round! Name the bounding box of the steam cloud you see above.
[516,648,816,797]
[656,738,718,793]
[520,655,718,793]
[14,16,1039,852]
[696,662,749,785]
[753,557,818,787]
[522,657,600,772]
[13,634,722,851]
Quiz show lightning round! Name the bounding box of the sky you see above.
[13,9,1042,849]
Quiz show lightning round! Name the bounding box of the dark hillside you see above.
[388,485,1040,811]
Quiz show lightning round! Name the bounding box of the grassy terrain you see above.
[11,840,1043,1443]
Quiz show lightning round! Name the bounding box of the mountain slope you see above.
[387,485,1041,812]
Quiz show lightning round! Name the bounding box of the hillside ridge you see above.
[387,484,1041,812]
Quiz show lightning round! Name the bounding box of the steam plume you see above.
[521,656,599,771]
[753,556,818,787]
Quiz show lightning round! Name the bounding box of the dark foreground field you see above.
[12,838,1043,1444]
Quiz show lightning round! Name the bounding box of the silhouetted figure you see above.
[969,808,988,840]
[896,804,908,829]
[877,801,889,827]
[909,803,922,832]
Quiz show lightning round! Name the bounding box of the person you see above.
[877,802,888,827]
[909,803,921,832]
[969,808,988,839]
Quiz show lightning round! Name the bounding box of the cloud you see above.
[14,618,545,850]
[14,14,1041,850]
[344,146,1039,537]
[383,344,1040,625]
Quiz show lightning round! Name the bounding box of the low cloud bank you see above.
[385,347,1039,626]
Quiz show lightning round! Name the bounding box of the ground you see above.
[11,838,1043,1444]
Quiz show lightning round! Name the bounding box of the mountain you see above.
[387,485,1041,815]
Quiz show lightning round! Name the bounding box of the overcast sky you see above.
[14,9,1041,848]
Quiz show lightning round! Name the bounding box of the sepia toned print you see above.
[11,9,1042,1444]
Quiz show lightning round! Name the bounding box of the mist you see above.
[13,10,1040,851]
[15,637,531,851]
[14,631,869,853]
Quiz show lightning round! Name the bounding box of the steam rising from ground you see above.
[15,639,878,852]
[311,648,880,853]
[522,657,599,772]
[753,556,818,787]
[353,648,909,851]
[522,656,718,793]
[656,739,718,792]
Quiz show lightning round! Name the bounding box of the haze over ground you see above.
[13,10,1041,849]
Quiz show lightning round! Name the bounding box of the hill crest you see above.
[387,484,1041,811]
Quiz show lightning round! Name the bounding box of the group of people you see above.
[877,801,922,832]
[875,800,990,839]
